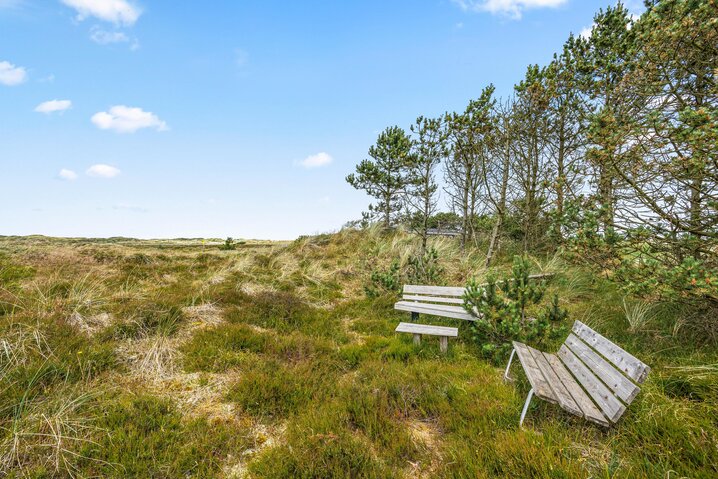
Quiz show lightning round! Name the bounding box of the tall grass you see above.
[622,297,655,332]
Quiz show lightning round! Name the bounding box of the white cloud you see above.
[451,0,567,19]
[61,0,141,26]
[90,26,129,44]
[86,164,121,178]
[91,105,168,133]
[58,168,78,181]
[578,11,641,40]
[35,99,72,114]
[579,24,594,40]
[0,60,27,86]
[298,152,333,169]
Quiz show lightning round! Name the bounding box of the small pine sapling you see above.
[463,255,568,362]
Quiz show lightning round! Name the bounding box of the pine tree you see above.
[346,126,414,229]
[406,116,446,253]
[578,2,637,235]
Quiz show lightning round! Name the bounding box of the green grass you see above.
[0,232,717,478]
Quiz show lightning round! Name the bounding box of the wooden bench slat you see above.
[527,346,582,417]
[572,321,650,384]
[402,294,465,305]
[394,301,476,321]
[565,334,641,404]
[544,353,609,426]
[395,322,458,337]
[403,285,465,296]
[558,345,626,422]
[512,342,558,403]
[403,275,553,299]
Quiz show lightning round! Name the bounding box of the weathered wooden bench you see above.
[395,322,458,353]
[505,320,651,427]
[395,275,553,323]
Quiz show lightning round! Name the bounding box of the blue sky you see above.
[1,0,642,239]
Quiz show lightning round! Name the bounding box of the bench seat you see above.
[395,322,458,353]
[394,301,475,322]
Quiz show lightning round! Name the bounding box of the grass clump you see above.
[248,404,391,479]
[181,323,267,372]
[227,360,339,419]
[76,393,251,478]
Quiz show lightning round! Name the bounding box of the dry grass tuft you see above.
[0,387,108,478]
[406,418,443,478]
[118,336,180,381]
[66,311,113,336]
[0,321,53,378]
[183,303,224,328]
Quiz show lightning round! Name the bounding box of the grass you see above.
[0,232,717,478]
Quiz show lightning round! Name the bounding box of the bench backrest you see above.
[402,285,466,305]
[558,320,650,422]
[402,274,555,306]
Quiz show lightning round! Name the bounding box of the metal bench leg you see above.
[519,388,534,427]
[413,334,421,345]
[503,348,516,382]
[411,312,419,322]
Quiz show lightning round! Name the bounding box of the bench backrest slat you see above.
[402,294,464,305]
[403,285,465,296]
[564,333,640,404]
[572,321,650,384]
[558,345,626,422]
[403,275,553,300]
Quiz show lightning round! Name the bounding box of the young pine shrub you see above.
[364,259,401,298]
[405,246,443,285]
[463,255,567,363]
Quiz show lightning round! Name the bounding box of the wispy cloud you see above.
[451,0,567,19]
[91,105,168,133]
[61,0,141,26]
[58,168,78,181]
[90,26,127,43]
[89,25,140,49]
[113,202,147,212]
[0,60,27,86]
[86,164,121,178]
[298,152,333,169]
[236,48,249,68]
[35,99,72,114]
[0,0,25,10]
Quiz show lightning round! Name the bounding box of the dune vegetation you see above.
[1,229,717,478]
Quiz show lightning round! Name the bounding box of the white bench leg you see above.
[413,334,421,345]
[503,348,516,382]
[439,336,448,353]
[519,388,534,427]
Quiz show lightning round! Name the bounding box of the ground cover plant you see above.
[1,231,717,478]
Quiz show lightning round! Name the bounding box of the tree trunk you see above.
[486,131,511,267]
[555,126,566,243]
